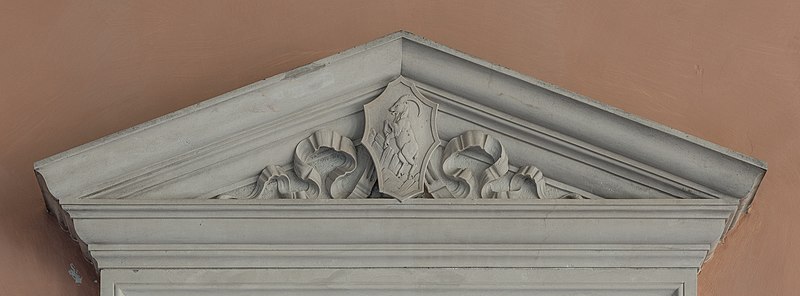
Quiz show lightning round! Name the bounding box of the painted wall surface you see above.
[1,1,798,295]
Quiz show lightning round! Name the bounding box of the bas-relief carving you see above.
[426,131,585,200]
[363,78,439,199]
[34,33,766,296]
[218,76,585,200]
[218,130,376,200]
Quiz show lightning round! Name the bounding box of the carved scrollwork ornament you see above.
[293,130,357,199]
[440,130,509,199]
[423,130,581,199]
[218,130,376,199]
[217,77,584,200]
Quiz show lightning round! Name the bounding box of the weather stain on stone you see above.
[283,63,325,80]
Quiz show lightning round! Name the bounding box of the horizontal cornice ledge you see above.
[88,244,711,269]
[61,199,738,219]
[62,200,732,270]
[62,199,735,270]
[101,268,694,296]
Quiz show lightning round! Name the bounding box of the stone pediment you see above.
[35,32,766,296]
[35,32,764,203]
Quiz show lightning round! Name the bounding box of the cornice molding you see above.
[35,31,766,296]
[101,269,697,296]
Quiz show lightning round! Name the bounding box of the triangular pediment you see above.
[34,32,768,296]
[35,32,764,205]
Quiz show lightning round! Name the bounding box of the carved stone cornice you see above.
[34,32,766,296]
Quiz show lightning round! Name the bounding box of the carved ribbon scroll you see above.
[220,129,583,200]
[218,130,376,199]
[440,131,508,198]
[293,130,357,199]
[426,130,583,199]
[217,78,585,200]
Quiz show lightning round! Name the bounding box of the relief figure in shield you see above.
[363,76,440,199]
[369,95,421,189]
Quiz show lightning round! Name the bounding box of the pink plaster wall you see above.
[1,1,798,295]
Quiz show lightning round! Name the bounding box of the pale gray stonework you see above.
[35,32,767,296]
